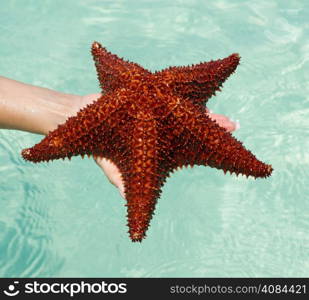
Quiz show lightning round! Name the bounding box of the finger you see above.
[228,118,241,132]
[118,186,126,199]
[225,122,236,132]
[220,119,237,132]
[94,156,126,198]
[94,157,122,187]
[206,112,238,132]
[208,113,229,124]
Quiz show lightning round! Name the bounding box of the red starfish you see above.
[22,42,273,242]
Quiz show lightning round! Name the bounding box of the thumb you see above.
[94,156,126,199]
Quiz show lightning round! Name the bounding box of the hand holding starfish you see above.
[0,76,238,199]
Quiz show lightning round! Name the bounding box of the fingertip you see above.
[119,188,126,199]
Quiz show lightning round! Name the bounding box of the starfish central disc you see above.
[126,79,180,120]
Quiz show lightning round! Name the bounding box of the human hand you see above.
[78,94,239,200]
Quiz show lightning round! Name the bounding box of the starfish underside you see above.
[22,42,273,242]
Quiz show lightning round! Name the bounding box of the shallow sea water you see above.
[0,0,308,277]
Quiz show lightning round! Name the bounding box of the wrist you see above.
[0,76,83,136]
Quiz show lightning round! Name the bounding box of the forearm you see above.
[0,76,81,135]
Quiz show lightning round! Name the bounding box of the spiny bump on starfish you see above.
[21,41,273,242]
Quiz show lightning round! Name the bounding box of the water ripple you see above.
[0,0,308,278]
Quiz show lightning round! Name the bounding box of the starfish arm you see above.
[171,101,273,178]
[119,118,163,242]
[156,53,240,106]
[21,94,126,162]
[91,42,150,93]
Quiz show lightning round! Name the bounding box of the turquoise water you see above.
[0,0,308,277]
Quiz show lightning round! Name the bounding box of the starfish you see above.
[22,42,273,242]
